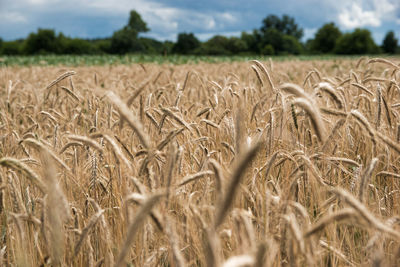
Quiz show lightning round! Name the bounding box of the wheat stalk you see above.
[214,141,261,229]
[330,188,400,239]
[293,98,326,142]
[107,91,151,149]
[359,157,378,203]
[115,192,164,267]
[0,157,46,192]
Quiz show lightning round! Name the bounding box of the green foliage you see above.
[110,10,149,54]
[261,44,274,55]
[260,28,283,53]
[335,28,380,54]
[310,23,342,53]
[24,28,62,54]
[259,15,303,55]
[127,10,150,34]
[227,37,248,54]
[382,31,398,54]
[63,38,94,54]
[197,35,248,55]
[241,30,261,54]
[0,54,356,67]
[1,41,23,55]
[0,9,396,56]
[261,14,303,40]
[139,38,165,54]
[162,41,174,55]
[111,29,143,54]
[21,29,112,55]
[282,35,303,55]
[92,39,111,54]
[198,35,230,55]
[172,33,200,54]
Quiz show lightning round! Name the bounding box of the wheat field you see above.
[1,57,400,266]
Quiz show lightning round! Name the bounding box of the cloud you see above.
[220,12,237,23]
[1,11,27,24]
[337,0,398,29]
[77,0,239,40]
[0,0,399,42]
[338,3,380,28]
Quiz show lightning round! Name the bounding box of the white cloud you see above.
[206,18,216,29]
[196,31,242,41]
[220,12,237,23]
[1,11,27,24]
[26,0,60,5]
[337,0,398,29]
[2,0,397,42]
[338,3,380,28]
[80,0,236,38]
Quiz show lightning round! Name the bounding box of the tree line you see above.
[0,10,399,56]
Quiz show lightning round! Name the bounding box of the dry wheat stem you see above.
[214,141,262,229]
[304,208,356,237]
[74,209,105,257]
[359,157,378,203]
[23,138,71,172]
[293,98,326,143]
[115,192,164,267]
[107,91,151,149]
[0,157,46,192]
[330,188,400,239]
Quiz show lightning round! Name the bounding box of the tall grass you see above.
[0,57,400,266]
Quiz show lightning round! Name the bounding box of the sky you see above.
[0,0,399,44]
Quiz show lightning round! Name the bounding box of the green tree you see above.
[282,35,303,55]
[261,44,274,55]
[1,40,23,55]
[241,30,261,54]
[199,35,230,55]
[310,22,342,53]
[259,14,303,54]
[111,29,144,54]
[382,31,398,54]
[92,38,112,54]
[24,28,60,54]
[335,28,380,54]
[110,10,149,54]
[261,14,303,40]
[139,37,164,54]
[261,28,284,54]
[64,38,94,54]
[198,35,248,55]
[172,33,200,54]
[127,10,150,34]
[227,37,248,54]
[162,41,174,55]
